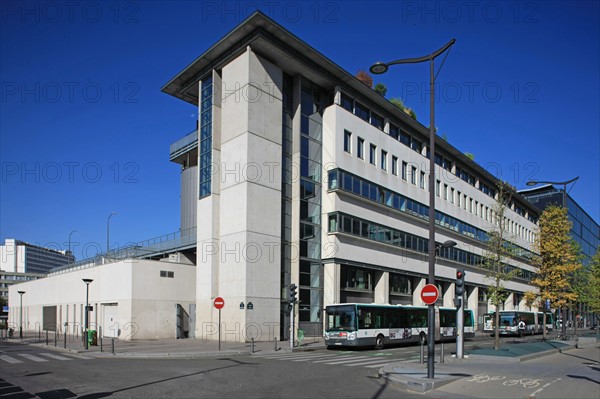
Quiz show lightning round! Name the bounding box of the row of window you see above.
[339,92,501,200]
[327,169,537,260]
[342,129,536,244]
[329,212,536,282]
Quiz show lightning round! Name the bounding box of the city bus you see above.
[324,303,475,349]
[483,311,554,335]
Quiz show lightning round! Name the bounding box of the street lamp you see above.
[526,176,579,336]
[17,290,25,339]
[107,212,117,258]
[371,38,456,379]
[68,230,77,264]
[82,278,93,350]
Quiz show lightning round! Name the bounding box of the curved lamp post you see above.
[371,38,456,379]
[17,290,25,339]
[526,176,579,336]
[107,212,117,258]
[82,279,93,349]
[68,230,77,264]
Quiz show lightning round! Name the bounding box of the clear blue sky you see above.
[1,1,598,261]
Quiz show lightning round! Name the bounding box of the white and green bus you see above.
[324,303,475,349]
[483,310,554,336]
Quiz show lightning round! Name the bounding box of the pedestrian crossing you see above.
[0,352,95,364]
[252,351,396,369]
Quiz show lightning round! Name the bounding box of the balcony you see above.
[170,130,198,163]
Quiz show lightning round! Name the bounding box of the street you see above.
[1,334,598,399]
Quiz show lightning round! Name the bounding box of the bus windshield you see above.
[326,305,357,332]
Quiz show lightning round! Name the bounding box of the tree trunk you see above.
[494,309,500,350]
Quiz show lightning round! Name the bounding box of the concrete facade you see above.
[8,259,195,340]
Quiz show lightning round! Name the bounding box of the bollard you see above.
[64,330,67,349]
[251,337,255,353]
[38,326,41,340]
[440,342,444,363]
[100,336,103,352]
[45,330,48,345]
[274,337,278,351]
[111,338,115,355]
[420,341,425,364]
[54,329,57,347]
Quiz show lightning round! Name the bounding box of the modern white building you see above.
[163,12,541,341]
[10,12,546,342]
[7,259,196,340]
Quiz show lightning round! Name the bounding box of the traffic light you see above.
[289,283,298,304]
[455,269,465,296]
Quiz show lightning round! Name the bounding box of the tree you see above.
[464,152,475,161]
[374,83,387,97]
[355,70,373,88]
[389,97,418,121]
[589,251,600,330]
[530,205,581,339]
[481,182,520,350]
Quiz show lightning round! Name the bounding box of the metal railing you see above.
[49,227,196,275]
[169,130,198,160]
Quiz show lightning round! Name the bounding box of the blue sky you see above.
[1,1,598,260]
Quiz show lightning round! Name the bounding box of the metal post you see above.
[251,337,255,353]
[18,291,25,339]
[457,298,464,359]
[274,337,278,351]
[420,341,425,364]
[111,338,115,354]
[426,57,437,379]
[64,329,67,349]
[54,328,57,347]
[290,304,295,349]
[83,279,93,350]
[440,342,444,363]
[218,308,221,351]
[369,38,456,380]
[45,329,48,345]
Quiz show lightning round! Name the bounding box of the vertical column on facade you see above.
[217,47,283,342]
[413,277,427,305]
[323,263,340,306]
[505,293,514,310]
[373,271,389,304]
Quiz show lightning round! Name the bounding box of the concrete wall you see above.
[8,259,195,340]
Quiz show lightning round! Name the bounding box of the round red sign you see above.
[214,296,225,309]
[421,284,439,305]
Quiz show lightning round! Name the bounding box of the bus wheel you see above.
[419,332,427,345]
[375,334,385,350]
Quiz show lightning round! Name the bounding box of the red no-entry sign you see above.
[421,284,439,305]
[214,297,225,309]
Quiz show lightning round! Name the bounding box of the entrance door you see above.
[102,304,119,338]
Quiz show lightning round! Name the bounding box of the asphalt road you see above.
[1,334,598,399]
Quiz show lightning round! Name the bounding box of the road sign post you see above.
[214,297,224,351]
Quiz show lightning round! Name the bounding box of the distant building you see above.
[0,238,75,274]
[0,270,45,300]
[520,185,599,266]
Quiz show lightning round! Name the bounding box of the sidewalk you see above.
[1,333,325,359]
[378,337,598,393]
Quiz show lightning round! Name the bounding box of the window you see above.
[344,130,352,153]
[354,101,369,121]
[370,144,376,165]
[392,156,398,175]
[420,171,426,189]
[450,188,455,203]
[381,150,387,170]
[436,180,441,196]
[160,270,174,278]
[341,93,353,112]
[401,161,407,180]
[389,124,399,140]
[370,112,383,130]
[411,166,417,185]
[357,137,364,159]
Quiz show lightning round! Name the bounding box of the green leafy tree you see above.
[374,83,387,97]
[390,97,405,110]
[530,205,581,339]
[464,152,475,161]
[481,182,519,350]
[590,251,600,329]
